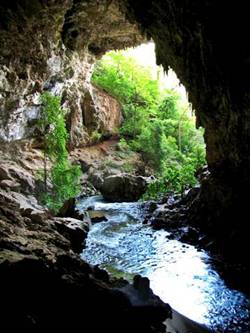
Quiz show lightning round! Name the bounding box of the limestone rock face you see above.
[2,1,249,188]
[82,86,123,136]
[0,140,48,195]
[0,0,144,146]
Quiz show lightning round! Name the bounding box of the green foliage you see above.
[92,51,160,107]
[92,49,206,199]
[39,92,81,212]
[134,120,167,171]
[90,130,102,143]
[121,161,134,173]
[92,50,159,140]
[103,157,119,169]
[117,138,130,151]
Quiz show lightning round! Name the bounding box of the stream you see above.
[78,196,250,332]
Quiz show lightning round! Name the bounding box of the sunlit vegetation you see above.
[92,49,206,199]
[38,92,81,212]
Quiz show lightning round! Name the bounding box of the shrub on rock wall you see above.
[38,92,81,213]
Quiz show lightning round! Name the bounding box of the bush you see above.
[118,138,130,151]
[91,49,206,199]
[38,92,81,213]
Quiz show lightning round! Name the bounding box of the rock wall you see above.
[0,0,143,146]
[118,0,250,261]
[119,1,250,179]
[83,86,123,136]
[1,0,249,264]
[0,188,171,332]
[0,1,249,327]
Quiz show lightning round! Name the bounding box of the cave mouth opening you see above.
[1,2,250,332]
[90,41,206,198]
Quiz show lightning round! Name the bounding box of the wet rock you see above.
[91,216,107,223]
[179,227,200,245]
[133,275,151,299]
[88,210,108,223]
[100,174,148,202]
[57,197,90,222]
[54,217,89,253]
[179,186,200,206]
[142,201,158,213]
[151,217,166,230]
[93,264,110,282]
[119,274,172,332]
[0,188,171,332]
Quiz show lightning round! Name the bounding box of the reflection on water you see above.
[78,196,250,332]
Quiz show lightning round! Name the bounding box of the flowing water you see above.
[78,196,250,332]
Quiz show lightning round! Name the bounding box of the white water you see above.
[78,196,250,332]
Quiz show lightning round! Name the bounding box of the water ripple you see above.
[79,197,250,332]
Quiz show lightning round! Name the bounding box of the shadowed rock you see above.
[100,173,148,202]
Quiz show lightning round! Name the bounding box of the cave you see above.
[0,1,250,332]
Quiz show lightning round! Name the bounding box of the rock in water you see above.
[100,174,148,202]
[54,217,90,253]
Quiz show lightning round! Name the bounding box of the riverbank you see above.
[0,189,173,332]
[166,309,212,333]
[80,195,250,333]
[117,273,212,333]
[1,140,249,332]
[0,141,171,332]
[145,187,250,297]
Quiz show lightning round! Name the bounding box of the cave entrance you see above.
[81,42,250,330]
[90,42,206,199]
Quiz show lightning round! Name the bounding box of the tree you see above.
[91,49,206,198]
[38,92,81,213]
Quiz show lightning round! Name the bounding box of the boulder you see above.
[100,174,148,202]
[88,210,108,223]
[57,197,90,221]
[88,169,104,190]
[119,274,172,332]
[57,198,76,218]
[54,217,90,253]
